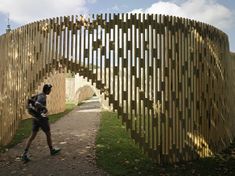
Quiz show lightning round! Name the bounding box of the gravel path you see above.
[0,97,107,176]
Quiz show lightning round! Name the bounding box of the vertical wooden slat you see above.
[129,13,133,129]
[11,30,15,140]
[59,16,63,72]
[78,16,82,72]
[158,14,162,161]
[99,14,103,86]
[169,16,174,162]
[90,14,95,83]
[82,14,87,74]
[74,15,78,71]
[133,13,137,133]
[111,14,115,109]
[199,21,203,157]
[141,13,145,143]
[51,18,55,71]
[66,16,70,72]
[185,18,190,160]
[95,14,98,85]
[145,14,152,151]
[35,22,40,84]
[161,14,166,161]
[117,13,121,117]
[48,19,52,76]
[0,35,2,144]
[122,13,127,119]
[164,15,169,161]
[55,17,59,71]
[70,15,74,72]
[45,19,50,76]
[157,14,163,162]
[137,13,141,138]
[30,23,34,92]
[167,16,172,161]
[62,16,67,68]
[103,13,107,89]
[37,21,42,81]
[41,20,46,76]
[153,13,160,162]
[190,20,194,159]
[179,17,182,161]
[45,19,49,77]
[87,16,91,74]
[174,16,179,162]
[113,14,118,111]
[149,14,154,154]
[193,20,198,158]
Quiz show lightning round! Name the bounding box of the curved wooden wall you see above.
[0,13,233,163]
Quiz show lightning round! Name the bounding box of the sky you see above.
[0,0,234,51]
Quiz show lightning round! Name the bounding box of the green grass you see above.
[96,111,235,176]
[0,103,76,152]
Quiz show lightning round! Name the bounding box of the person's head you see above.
[43,84,52,95]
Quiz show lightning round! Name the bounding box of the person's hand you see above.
[42,107,48,113]
[41,112,48,118]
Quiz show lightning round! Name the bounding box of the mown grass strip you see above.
[96,111,235,176]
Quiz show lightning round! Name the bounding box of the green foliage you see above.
[96,112,159,176]
[96,111,235,176]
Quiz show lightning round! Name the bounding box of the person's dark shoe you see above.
[21,154,30,163]
[50,148,61,156]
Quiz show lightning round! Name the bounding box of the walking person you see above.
[21,84,60,162]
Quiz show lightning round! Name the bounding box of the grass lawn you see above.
[96,111,235,176]
[0,103,76,152]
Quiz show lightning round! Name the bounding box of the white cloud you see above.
[87,0,96,4]
[112,5,120,11]
[102,4,128,14]
[0,0,95,24]
[129,0,234,30]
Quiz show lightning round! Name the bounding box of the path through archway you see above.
[0,96,106,176]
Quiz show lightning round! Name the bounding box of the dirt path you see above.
[0,97,107,176]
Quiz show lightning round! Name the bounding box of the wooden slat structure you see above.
[0,13,234,164]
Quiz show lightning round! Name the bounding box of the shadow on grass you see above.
[96,111,235,176]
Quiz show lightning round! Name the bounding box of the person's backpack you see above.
[26,94,41,118]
